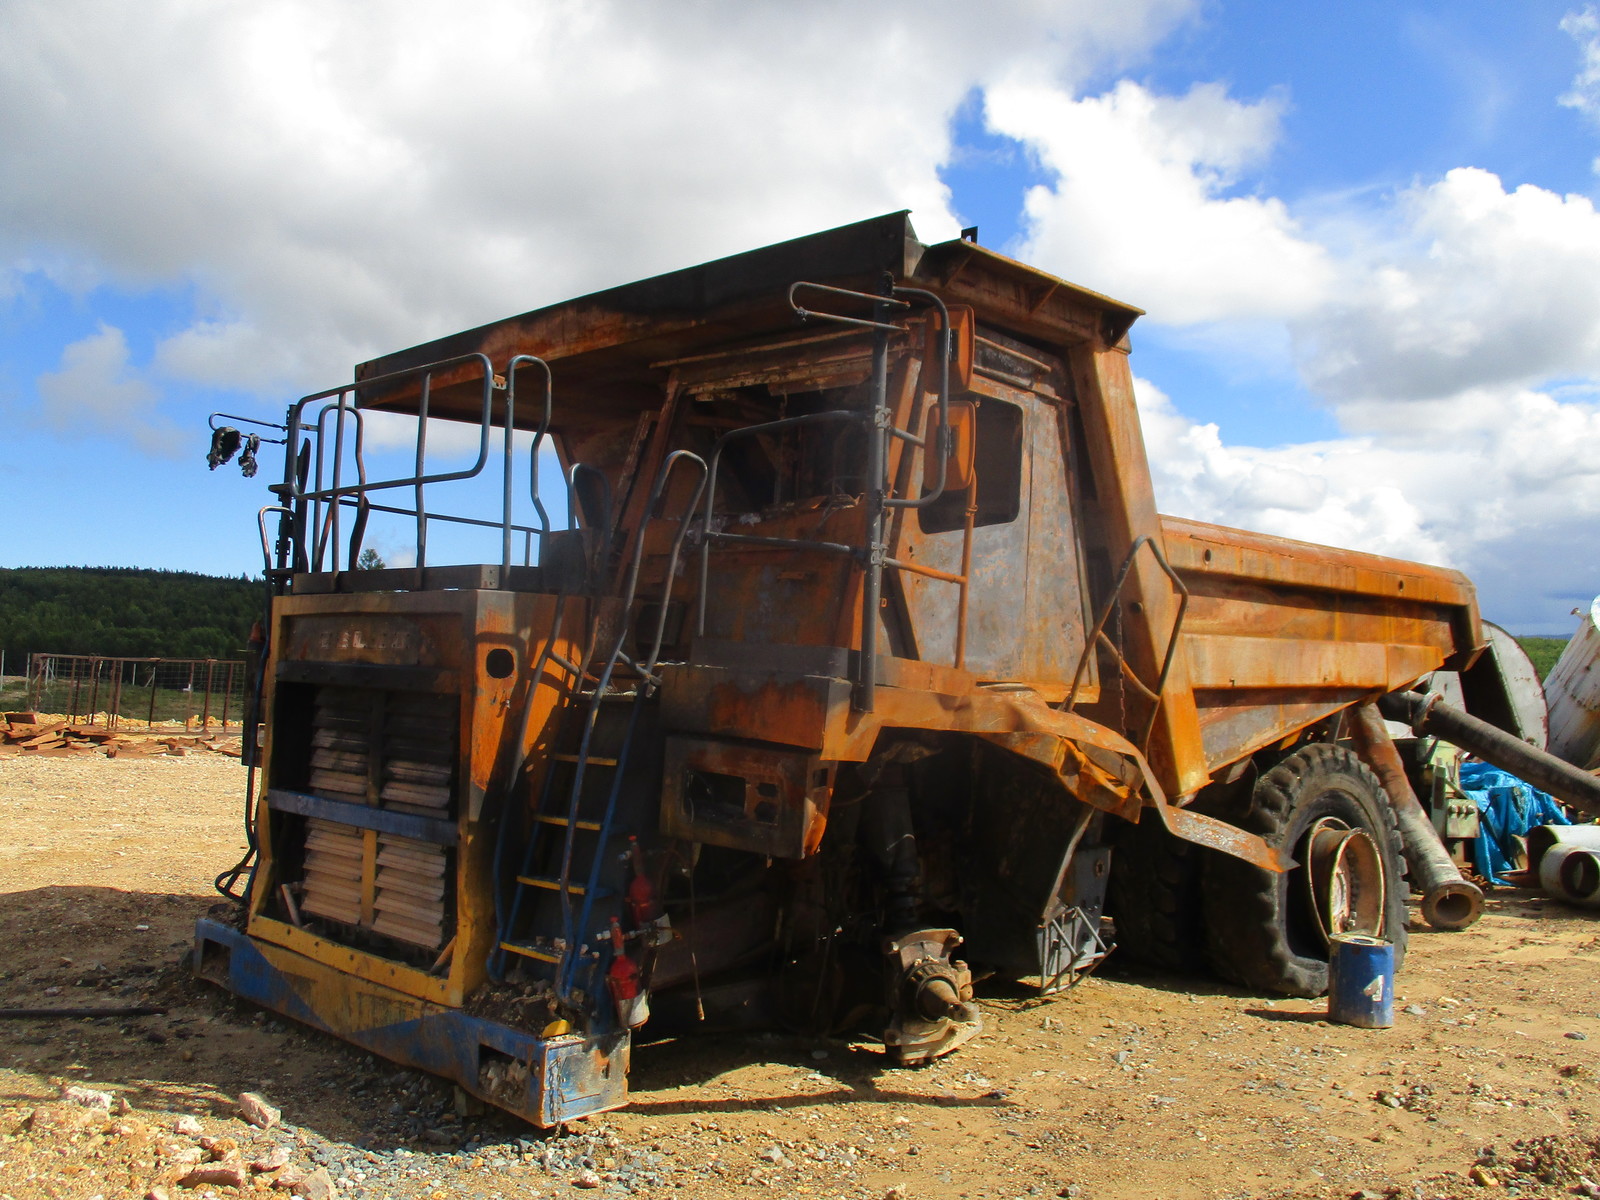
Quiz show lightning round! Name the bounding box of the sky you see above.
[4,0,1600,633]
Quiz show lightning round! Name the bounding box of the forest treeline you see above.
[0,567,261,661]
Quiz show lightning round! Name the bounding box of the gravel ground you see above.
[3,754,1600,1200]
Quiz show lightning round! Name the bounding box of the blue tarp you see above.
[1457,761,1571,885]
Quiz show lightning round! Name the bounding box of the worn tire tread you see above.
[1202,743,1408,998]
[1107,818,1207,974]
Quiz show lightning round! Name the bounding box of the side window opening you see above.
[917,396,1024,535]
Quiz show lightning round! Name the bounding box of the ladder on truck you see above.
[490,451,706,1008]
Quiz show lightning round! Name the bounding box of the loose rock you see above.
[178,1164,248,1189]
[173,1114,203,1136]
[289,1167,338,1199]
[60,1084,114,1110]
[239,1091,282,1129]
[251,1145,293,1172]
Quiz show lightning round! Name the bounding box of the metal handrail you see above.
[691,281,966,708]
[1062,534,1190,753]
[558,450,709,999]
[284,353,498,573]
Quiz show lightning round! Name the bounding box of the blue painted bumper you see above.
[193,918,629,1126]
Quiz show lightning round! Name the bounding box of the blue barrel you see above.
[1327,934,1394,1028]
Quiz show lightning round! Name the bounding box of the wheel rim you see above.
[1302,817,1386,945]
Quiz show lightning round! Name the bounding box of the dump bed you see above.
[1159,514,1482,776]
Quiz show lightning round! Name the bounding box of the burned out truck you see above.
[198,212,1510,1125]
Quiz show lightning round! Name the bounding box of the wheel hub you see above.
[1303,817,1386,943]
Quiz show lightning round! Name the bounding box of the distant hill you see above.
[0,567,261,662]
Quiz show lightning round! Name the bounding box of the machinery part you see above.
[1037,905,1112,993]
[1346,702,1483,931]
[1546,596,1600,769]
[1456,621,1549,751]
[1539,844,1600,908]
[1106,817,1206,973]
[860,779,921,934]
[1202,743,1408,998]
[1301,818,1386,941]
[882,928,979,1065]
[207,426,242,470]
[1528,823,1600,877]
[1380,691,1600,821]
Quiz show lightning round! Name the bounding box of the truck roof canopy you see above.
[352,211,1143,426]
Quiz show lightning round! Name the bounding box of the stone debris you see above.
[289,1167,338,1199]
[251,1144,293,1172]
[173,1114,203,1136]
[59,1084,115,1110]
[239,1090,282,1129]
[177,1164,248,1189]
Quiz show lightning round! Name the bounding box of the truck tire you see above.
[1202,743,1408,998]
[1106,817,1207,974]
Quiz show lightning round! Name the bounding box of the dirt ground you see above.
[4,756,1600,1200]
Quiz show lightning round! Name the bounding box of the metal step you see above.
[548,753,618,766]
[516,874,613,898]
[533,814,602,831]
[497,940,560,964]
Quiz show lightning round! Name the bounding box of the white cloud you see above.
[0,0,1195,395]
[1562,5,1600,123]
[1136,373,1600,629]
[977,56,1600,631]
[1297,169,1600,405]
[32,324,182,456]
[988,80,1335,324]
[8,1,1600,631]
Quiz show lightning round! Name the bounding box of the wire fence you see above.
[17,653,248,732]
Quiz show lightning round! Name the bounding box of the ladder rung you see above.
[534,814,602,831]
[548,753,618,766]
[498,941,560,964]
[547,653,581,674]
[517,875,613,898]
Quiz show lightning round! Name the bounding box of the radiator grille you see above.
[295,687,456,951]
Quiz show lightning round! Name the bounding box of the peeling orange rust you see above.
[206,211,1486,1129]
[706,677,831,747]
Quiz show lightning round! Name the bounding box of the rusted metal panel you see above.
[660,736,833,857]
[352,212,923,425]
[1066,343,1210,799]
[1162,517,1481,773]
[1546,597,1600,768]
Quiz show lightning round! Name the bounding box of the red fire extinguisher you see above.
[606,918,650,1028]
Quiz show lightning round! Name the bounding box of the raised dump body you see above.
[1161,516,1479,776]
[196,212,1481,1125]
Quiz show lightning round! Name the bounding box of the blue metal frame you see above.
[194,919,629,1127]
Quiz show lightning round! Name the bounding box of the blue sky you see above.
[5,0,1600,633]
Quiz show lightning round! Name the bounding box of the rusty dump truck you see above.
[199,211,1556,1125]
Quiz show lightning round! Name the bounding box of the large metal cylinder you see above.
[1379,690,1600,822]
[1539,844,1600,908]
[1346,702,1484,931]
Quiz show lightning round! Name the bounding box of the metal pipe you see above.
[1347,702,1483,931]
[1379,690,1600,822]
[1539,844,1600,908]
[858,298,890,713]
[955,500,976,669]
